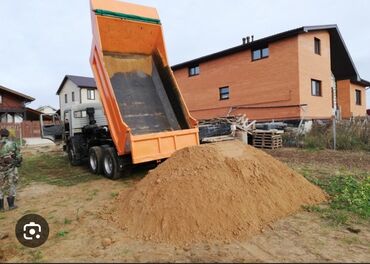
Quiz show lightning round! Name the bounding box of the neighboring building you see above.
[172,25,370,121]
[56,75,99,119]
[37,105,57,115]
[0,85,35,123]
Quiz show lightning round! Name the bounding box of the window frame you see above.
[355,89,362,106]
[219,86,230,101]
[314,38,321,55]
[188,65,200,77]
[311,79,322,97]
[64,94,68,104]
[252,46,269,61]
[87,89,96,100]
[74,110,87,119]
[72,91,75,102]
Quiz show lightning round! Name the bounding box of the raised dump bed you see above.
[89,0,199,171]
[103,53,182,135]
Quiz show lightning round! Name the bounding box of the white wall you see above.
[59,79,101,120]
[38,106,56,114]
[80,88,101,104]
[59,79,81,120]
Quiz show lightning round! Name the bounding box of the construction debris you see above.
[110,141,327,245]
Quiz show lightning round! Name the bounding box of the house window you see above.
[252,47,269,61]
[74,110,87,118]
[219,86,230,100]
[188,65,200,77]
[87,89,95,100]
[314,38,321,55]
[65,94,68,103]
[72,92,75,102]
[311,79,322,96]
[355,90,362,105]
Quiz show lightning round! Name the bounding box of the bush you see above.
[302,118,370,151]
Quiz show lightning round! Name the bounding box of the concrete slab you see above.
[24,138,55,146]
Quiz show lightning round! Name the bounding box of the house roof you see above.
[36,105,57,111]
[351,78,370,87]
[172,24,369,85]
[56,75,96,95]
[0,85,35,102]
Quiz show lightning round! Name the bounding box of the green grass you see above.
[19,153,101,187]
[56,230,69,237]
[29,250,43,263]
[64,218,72,225]
[301,168,370,225]
[110,192,119,198]
[321,175,370,219]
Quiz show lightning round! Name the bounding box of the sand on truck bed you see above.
[109,141,327,245]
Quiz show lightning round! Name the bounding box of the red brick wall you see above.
[338,80,367,118]
[174,36,301,121]
[0,91,26,110]
[298,31,333,119]
[337,80,351,118]
[173,30,337,121]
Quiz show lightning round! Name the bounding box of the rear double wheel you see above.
[103,147,121,180]
[88,146,132,180]
[102,147,132,180]
[88,146,104,175]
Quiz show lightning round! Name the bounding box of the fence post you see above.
[20,124,23,147]
[332,115,336,151]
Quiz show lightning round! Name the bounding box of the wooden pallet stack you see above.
[253,130,283,149]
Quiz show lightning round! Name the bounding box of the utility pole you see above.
[332,75,337,151]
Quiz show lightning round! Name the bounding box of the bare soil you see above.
[0,145,369,263]
[267,148,370,172]
[112,141,326,245]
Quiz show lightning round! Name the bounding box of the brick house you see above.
[172,25,370,121]
[0,85,35,123]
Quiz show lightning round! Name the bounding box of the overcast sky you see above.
[0,0,369,109]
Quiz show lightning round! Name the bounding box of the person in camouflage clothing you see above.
[0,129,22,211]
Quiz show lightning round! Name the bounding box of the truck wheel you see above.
[103,147,121,180]
[89,147,104,175]
[67,144,82,166]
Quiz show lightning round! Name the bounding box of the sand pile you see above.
[111,141,327,244]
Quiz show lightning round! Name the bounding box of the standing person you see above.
[0,129,22,211]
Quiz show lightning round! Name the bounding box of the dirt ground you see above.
[0,146,369,263]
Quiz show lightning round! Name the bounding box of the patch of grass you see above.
[29,250,43,263]
[323,175,370,219]
[19,153,101,187]
[56,230,69,237]
[341,235,361,245]
[64,218,72,225]
[303,171,370,225]
[86,189,99,201]
[111,192,119,198]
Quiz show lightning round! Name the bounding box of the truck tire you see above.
[89,146,104,175]
[103,147,121,180]
[67,144,82,166]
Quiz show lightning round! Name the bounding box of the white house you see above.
[37,105,57,115]
[56,75,100,119]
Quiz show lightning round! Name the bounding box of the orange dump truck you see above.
[87,0,199,178]
[42,0,199,179]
